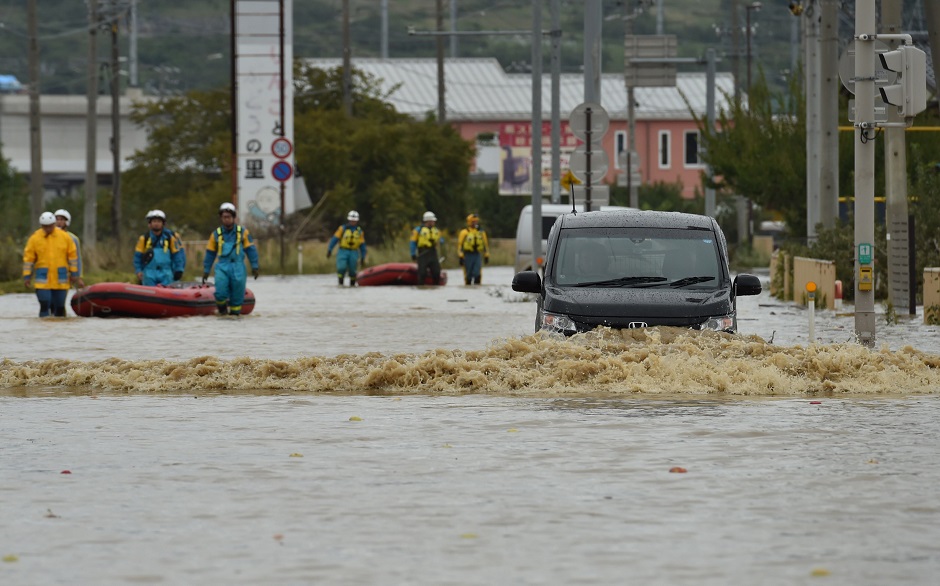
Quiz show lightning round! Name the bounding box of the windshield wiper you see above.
[574,276,667,288]
[667,276,715,288]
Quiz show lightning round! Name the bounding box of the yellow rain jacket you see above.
[23,227,80,290]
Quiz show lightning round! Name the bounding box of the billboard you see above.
[498,122,579,196]
[235,0,295,228]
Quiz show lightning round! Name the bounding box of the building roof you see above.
[304,58,736,122]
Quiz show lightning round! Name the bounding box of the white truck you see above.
[514,204,633,272]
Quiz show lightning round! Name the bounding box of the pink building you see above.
[306,58,736,199]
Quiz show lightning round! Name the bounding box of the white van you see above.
[515,203,633,272]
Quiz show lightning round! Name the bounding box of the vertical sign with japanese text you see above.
[235,0,294,227]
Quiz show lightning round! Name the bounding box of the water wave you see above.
[3,328,939,397]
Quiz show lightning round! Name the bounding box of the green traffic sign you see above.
[858,243,872,265]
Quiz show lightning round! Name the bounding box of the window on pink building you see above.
[658,130,671,169]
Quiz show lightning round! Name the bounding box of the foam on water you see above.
[3,327,938,396]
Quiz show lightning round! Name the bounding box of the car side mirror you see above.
[734,273,762,296]
[512,270,542,293]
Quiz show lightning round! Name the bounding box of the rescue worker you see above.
[54,209,83,279]
[409,211,445,286]
[457,213,490,285]
[134,209,187,286]
[22,211,84,317]
[326,210,367,286]
[202,202,260,316]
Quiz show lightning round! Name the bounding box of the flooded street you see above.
[3,266,940,584]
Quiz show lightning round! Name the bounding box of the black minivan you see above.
[511,209,762,335]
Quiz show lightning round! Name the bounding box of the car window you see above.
[553,227,723,287]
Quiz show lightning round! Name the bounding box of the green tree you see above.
[292,64,474,244]
[0,149,30,280]
[696,72,808,237]
[123,88,233,240]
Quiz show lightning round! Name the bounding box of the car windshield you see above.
[552,227,723,289]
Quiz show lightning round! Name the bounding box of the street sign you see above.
[838,40,897,97]
[624,35,678,88]
[272,160,293,182]
[569,144,609,185]
[560,169,582,192]
[569,102,609,143]
[271,137,293,159]
[858,243,873,265]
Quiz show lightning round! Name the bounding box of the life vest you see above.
[462,229,485,253]
[216,225,243,257]
[338,225,364,249]
[142,231,173,254]
[415,226,441,249]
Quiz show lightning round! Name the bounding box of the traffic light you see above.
[878,45,928,118]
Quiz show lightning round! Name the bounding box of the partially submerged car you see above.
[511,209,762,335]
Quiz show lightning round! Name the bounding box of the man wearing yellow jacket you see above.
[457,213,489,285]
[23,212,84,317]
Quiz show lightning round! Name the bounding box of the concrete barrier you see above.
[793,256,836,309]
[924,268,940,324]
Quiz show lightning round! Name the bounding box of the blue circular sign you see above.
[271,160,293,182]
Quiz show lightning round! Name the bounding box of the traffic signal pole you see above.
[854,0,876,347]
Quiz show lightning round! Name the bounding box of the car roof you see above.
[557,209,716,231]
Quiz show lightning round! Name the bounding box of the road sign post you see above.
[568,101,609,211]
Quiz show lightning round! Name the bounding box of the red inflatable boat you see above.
[356,262,448,286]
[70,282,255,318]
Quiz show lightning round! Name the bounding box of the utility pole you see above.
[550,0,561,204]
[530,0,542,276]
[449,0,458,58]
[704,48,717,218]
[882,0,913,315]
[27,0,43,225]
[584,0,602,103]
[805,0,820,241]
[342,0,352,116]
[110,2,122,244]
[854,0,876,347]
[85,0,99,251]
[380,0,388,59]
[731,0,740,102]
[436,0,446,122]
[819,0,838,230]
[129,0,138,87]
[625,2,639,209]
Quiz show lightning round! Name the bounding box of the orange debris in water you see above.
[669,467,687,473]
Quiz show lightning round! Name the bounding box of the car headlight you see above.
[541,311,577,334]
[700,314,735,332]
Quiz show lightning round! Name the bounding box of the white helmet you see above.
[219,202,237,216]
[54,209,71,226]
[146,209,166,221]
[39,211,56,226]
[347,210,360,222]
[423,211,437,222]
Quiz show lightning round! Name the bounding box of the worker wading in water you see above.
[134,209,186,286]
[203,203,260,316]
[326,210,367,286]
[409,211,445,285]
[457,213,489,285]
[22,212,84,317]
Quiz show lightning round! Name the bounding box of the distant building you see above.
[306,58,736,199]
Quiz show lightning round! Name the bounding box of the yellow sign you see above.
[561,170,582,191]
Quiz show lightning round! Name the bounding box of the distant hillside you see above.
[0,0,928,96]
